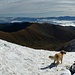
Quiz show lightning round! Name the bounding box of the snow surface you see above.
[0,39,74,75]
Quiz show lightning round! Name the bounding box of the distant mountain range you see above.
[0,22,75,50]
[1,16,75,28]
[0,16,75,23]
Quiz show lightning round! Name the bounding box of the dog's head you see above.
[60,50,66,54]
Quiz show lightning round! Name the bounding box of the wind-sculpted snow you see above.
[0,39,74,75]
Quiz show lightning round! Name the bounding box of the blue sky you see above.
[0,0,75,17]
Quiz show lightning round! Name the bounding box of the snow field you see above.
[0,40,74,75]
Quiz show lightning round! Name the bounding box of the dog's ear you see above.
[61,50,66,54]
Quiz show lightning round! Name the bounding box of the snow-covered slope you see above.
[0,39,74,75]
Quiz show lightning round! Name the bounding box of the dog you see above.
[49,50,66,64]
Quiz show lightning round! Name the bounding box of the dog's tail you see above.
[49,56,54,60]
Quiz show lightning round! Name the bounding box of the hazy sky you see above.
[0,0,75,17]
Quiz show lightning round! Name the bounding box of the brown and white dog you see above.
[49,50,66,64]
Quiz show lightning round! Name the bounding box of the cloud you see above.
[0,0,75,17]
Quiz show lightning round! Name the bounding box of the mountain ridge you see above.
[0,22,75,50]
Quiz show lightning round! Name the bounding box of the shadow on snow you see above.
[40,63,58,70]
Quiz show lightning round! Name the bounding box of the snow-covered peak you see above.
[0,39,74,75]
